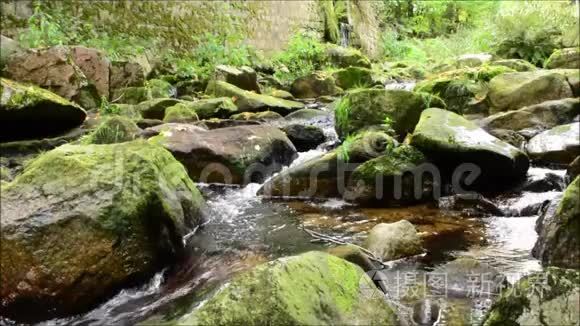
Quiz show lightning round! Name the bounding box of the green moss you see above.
[82,116,141,144]
[483,267,580,326]
[352,145,425,182]
[178,251,397,325]
[1,78,76,109]
[206,80,304,114]
[182,97,237,119]
[334,88,436,138]
[163,103,199,123]
[230,111,282,121]
[332,67,374,90]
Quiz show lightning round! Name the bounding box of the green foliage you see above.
[99,96,121,116]
[273,34,328,83]
[335,96,350,136]
[493,1,579,66]
[19,3,68,48]
[338,134,357,162]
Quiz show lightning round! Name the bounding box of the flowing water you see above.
[6,103,566,326]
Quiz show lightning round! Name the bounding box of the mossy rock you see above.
[488,70,574,113]
[267,89,294,100]
[410,108,529,189]
[326,45,372,68]
[230,111,283,121]
[82,116,141,144]
[415,77,486,114]
[163,103,200,123]
[182,97,238,119]
[0,141,205,320]
[334,88,444,139]
[545,48,580,69]
[205,80,304,115]
[259,131,395,198]
[137,98,182,120]
[332,67,375,90]
[526,122,580,165]
[533,176,580,269]
[480,98,580,135]
[177,251,398,325]
[214,65,260,93]
[347,144,432,205]
[113,78,174,105]
[290,71,341,99]
[483,267,579,326]
[492,59,537,72]
[0,78,87,142]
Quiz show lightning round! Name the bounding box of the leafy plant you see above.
[273,33,328,83]
[19,3,69,48]
[335,96,350,135]
[338,134,357,162]
[99,96,121,116]
[492,1,578,66]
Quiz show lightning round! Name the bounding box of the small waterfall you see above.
[339,23,351,47]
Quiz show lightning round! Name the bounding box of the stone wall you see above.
[1,0,323,55]
[0,0,381,57]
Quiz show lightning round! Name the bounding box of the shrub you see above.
[273,34,328,83]
[493,1,579,66]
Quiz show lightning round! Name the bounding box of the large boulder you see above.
[432,257,505,298]
[0,141,205,320]
[487,70,573,114]
[335,89,443,138]
[480,98,580,136]
[109,60,147,94]
[526,123,580,165]
[147,124,297,184]
[410,108,529,189]
[285,108,330,121]
[332,66,375,90]
[177,251,397,325]
[532,176,579,269]
[365,220,423,261]
[259,131,394,199]
[346,144,433,205]
[206,80,304,114]
[281,124,326,152]
[214,65,261,93]
[545,48,580,69]
[483,268,579,326]
[326,45,372,68]
[290,72,341,99]
[415,77,486,114]
[0,78,87,142]
[5,46,110,108]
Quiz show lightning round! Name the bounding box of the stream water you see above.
[4,101,566,326]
